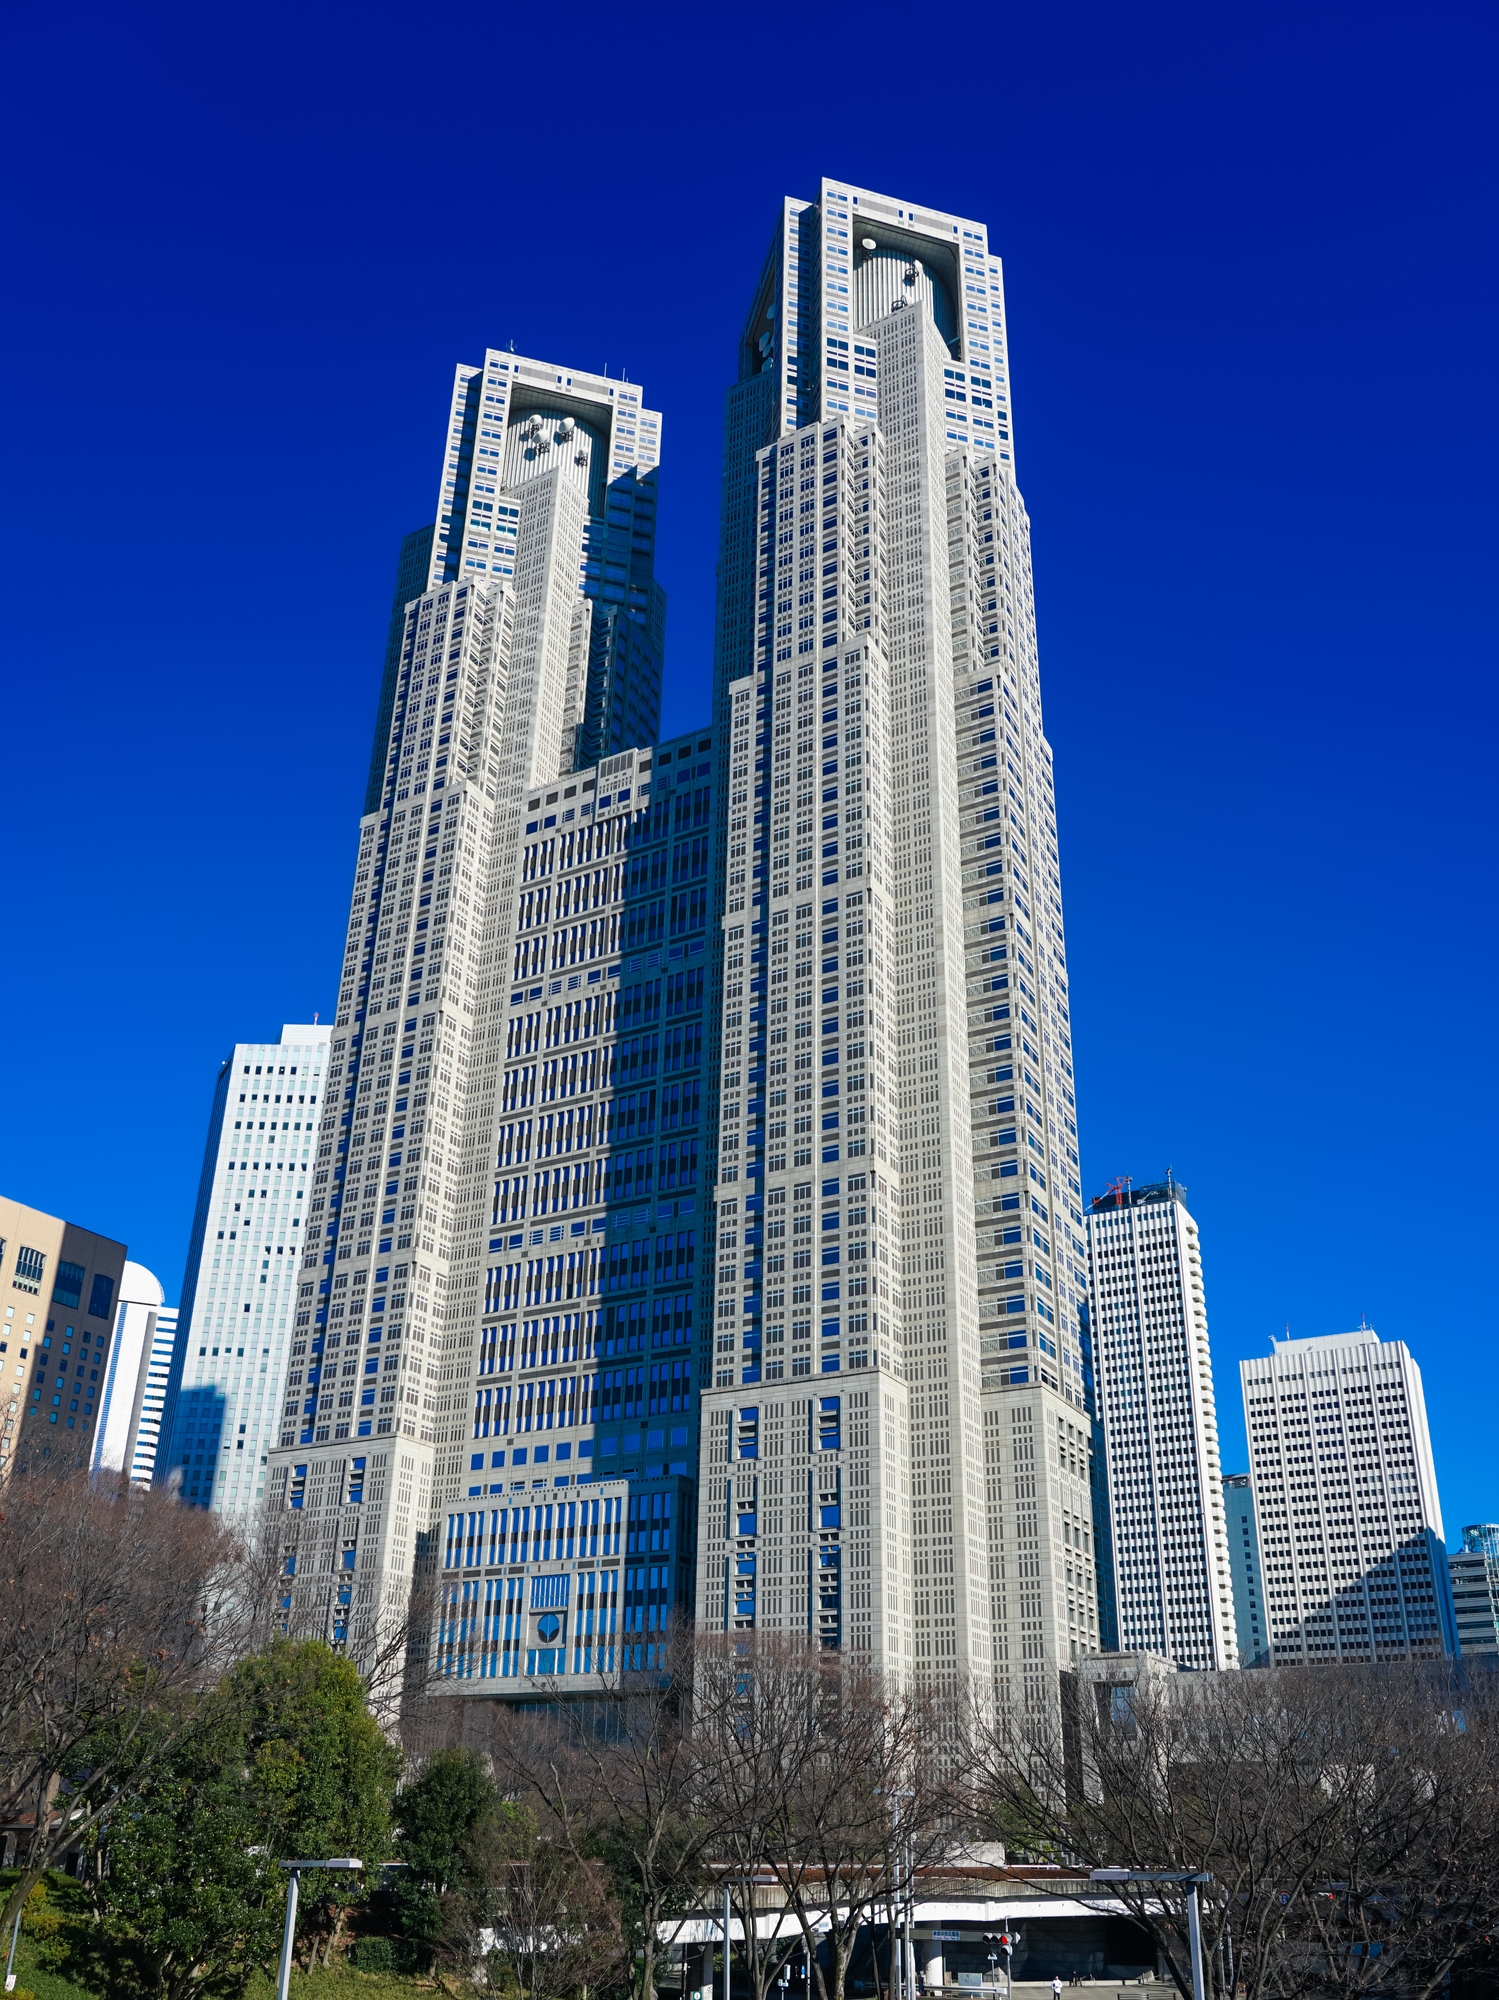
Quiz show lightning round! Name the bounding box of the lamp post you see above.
[1090,1871,1214,2000]
[4,1901,22,1994]
[276,1859,362,2000]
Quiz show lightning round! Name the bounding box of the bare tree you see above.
[0,1466,249,1942]
[443,1807,624,2000]
[241,1487,442,1730]
[696,1638,951,2000]
[466,1634,731,2000]
[692,1639,814,2000]
[965,1657,1499,2000]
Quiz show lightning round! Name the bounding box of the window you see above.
[52,1261,86,1309]
[12,1246,44,1293]
[737,1408,760,1459]
[88,1273,115,1321]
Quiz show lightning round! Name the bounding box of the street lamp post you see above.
[1090,1870,1214,2000]
[4,1901,22,1994]
[276,1859,363,2000]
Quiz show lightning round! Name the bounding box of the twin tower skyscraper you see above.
[265,177,1100,1716]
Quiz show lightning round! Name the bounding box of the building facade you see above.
[1240,1330,1457,1663]
[695,177,1097,1705]
[93,1261,179,1486]
[156,1024,330,1513]
[1223,1472,1268,1667]
[1086,1179,1237,1671]
[1452,1526,1499,1659]
[265,353,716,1689]
[128,1299,178,1486]
[0,1195,128,1481]
[1448,1547,1499,1658]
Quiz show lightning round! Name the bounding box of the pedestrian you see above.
[1052,1979,1063,1999]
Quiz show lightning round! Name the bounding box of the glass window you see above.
[52,1261,86,1309]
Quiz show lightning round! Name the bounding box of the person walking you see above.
[1052,1979,1063,1998]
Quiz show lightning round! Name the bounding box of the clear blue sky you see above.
[3,2,1494,1536]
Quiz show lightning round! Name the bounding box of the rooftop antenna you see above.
[507,339,516,353]
[313,1011,319,1024]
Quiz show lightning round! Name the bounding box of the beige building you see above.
[698,177,1097,1706]
[0,1194,128,1480]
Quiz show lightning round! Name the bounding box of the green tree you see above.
[393,1747,501,1963]
[98,1704,284,2000]
[92,1640,400,1994]
[225,1639,401,1967]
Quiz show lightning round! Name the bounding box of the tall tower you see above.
[420,355,663,776]
[265,354,715,1692]
[156,1024,330,1514]
[1223,1473,1269,1667]
[1241,1330,1457,1663]
[93,1262,180,1488]
[697,180,1098,1708]
[1087,1178,1238,1671]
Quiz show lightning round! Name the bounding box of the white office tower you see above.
[698,178,1097,1708]
[128,1300,177,1485]
[1087,1179,1237,1671]
[156,1025,330,1513]
[265,352,690,1685]
[1448,1548,1499,1657]
[93,1262,178,1486]
[1240,1330,1458,1663]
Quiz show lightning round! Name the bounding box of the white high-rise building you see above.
[93,1261,178,1486]
[1087,1179,1237,1671]
[157,1024,330,1513]
[129,1299,177,1486]
[696,178,1098,1706]
[1240,1329,1457,1663]
[264,352,717,1688]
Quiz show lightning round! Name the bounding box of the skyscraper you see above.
[695,179,1097,1705]
[364,526,438,818]
[265,353,715,1687]
[128,1299,178,1487]
[1223,1472,1268,1667]
[1241,1330,1457,1663]
[1452,1524,1499,1658]
[423,353,665,775]
[1086,1178,1238,1671]
[1448,1548,1499,1657]
[93,1261,179,1487]
[157,1024,330,1512]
